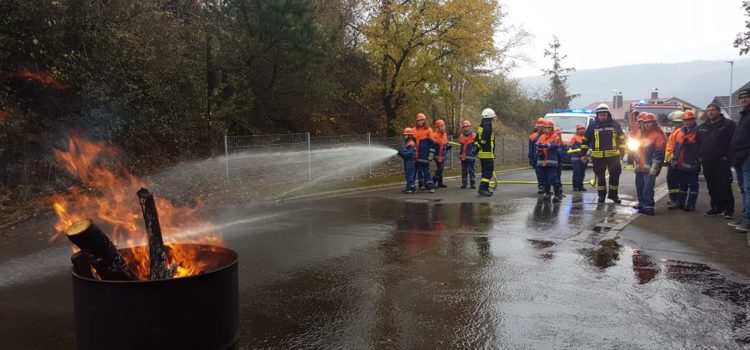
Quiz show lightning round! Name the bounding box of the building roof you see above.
[711,80,750,121]
[583,96,702,120]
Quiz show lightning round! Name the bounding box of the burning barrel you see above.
[71,243,238,350]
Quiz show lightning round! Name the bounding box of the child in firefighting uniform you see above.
[669,110,700,211]
[432,119,452,188]
[633,113,666,215]
[413,113,434,190]
[555,127,566,194]
[459,120,478,189]
[536,120,563,202]
[568,123,587,191]
[529,118,546,194]
[397,128,417,194]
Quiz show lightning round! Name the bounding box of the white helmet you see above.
[596,103,610,114]
[670,110,684,122]
[481,108,496,119]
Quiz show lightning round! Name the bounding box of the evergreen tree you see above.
[542,36,577,109]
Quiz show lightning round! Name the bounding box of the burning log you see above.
[65,219,135,280]
[137,188,175,280]
[70,251,94,279]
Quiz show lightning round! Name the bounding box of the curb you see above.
[279,166,529,203]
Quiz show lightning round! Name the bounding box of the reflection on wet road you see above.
[231,196,749,349]
[0,170,748,349]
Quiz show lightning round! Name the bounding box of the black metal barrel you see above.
[72,244,239,350]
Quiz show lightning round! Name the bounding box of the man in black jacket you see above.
[697,103,737,219]
[730,89,750,232]
[580,104,627,203]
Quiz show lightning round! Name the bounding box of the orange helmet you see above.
[683,110,696,120]
[536,118,545,126]
[544,120,555,128]
[435,119,445,127]
[416,113,426,121]
[576,123,585,130]
[461,120,471,127]
[403,127,413,135]
[638,112,656,122]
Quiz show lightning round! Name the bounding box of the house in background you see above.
[584,89,704,122]
[710,80,750,121]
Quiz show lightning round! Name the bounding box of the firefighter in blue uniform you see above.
[459,120,478,189]
[529,118,546,194]
[580,103,627,203]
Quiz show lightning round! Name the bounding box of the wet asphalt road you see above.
[1,167,749,349]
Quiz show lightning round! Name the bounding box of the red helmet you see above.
[403,127,414,135]
[536,118,545,126]
[683,110,696,120]
[435,119,445,127]
[576,123,585,130]
[461,120,471,127]
[638,112,656,122]
[416,113,426,121]
[544,120,555,128]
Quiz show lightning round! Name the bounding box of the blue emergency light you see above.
[552,109,594,114]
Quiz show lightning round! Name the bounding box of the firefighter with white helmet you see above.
[664,111,685,207]
[581,103,627,203]
[475,108,496,196]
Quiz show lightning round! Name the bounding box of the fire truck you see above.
[625,100,684,162]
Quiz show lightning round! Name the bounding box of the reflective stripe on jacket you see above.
[581,120,626,158]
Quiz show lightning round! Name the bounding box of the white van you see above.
[543,109,596,166]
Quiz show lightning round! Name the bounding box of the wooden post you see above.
[137,188,174,280]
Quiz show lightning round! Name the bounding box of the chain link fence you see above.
[222,133,528,185]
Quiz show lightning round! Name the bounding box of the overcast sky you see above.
[502,0,748,78]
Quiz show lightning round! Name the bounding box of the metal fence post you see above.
[307,132,312,182]
[224,134,230,180]
[367,132,372,177]
[501,136,505,164]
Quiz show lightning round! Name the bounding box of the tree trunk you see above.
[65,219,135,281]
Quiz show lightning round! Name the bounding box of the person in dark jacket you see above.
[730,89,750,232]
[475,108,496,197]
[581,103,627,203]
[697,103,737,219]
[529,118,546,194]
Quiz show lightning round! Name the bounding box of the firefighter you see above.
[475,108,496,197]
[529,118,546,194]
[397,127,417,194]
[664,111,685,207]
[413,113,434,190]
[459,120,478,189]
[568,123,587,191]
[536,120,563,202]
[670,110,700,211]
[581,103,627,203]
[633,113,666,215]
[431,119,451,188]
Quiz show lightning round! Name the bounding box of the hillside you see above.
[519,59,750,108]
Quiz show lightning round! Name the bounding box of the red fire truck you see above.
[625,100,684,136]
[625,100,684,162]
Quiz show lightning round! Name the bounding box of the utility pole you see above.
[727,60,735,120]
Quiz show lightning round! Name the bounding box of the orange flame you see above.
[14,70,70,89]
[51,131,222,279]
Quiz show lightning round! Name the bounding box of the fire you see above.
[12,70,70,89]
[51,131,222,279]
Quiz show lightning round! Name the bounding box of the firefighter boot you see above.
[608,189,621,204]
[478,182,492,197]
[553,188,563,203]
[597,190,606,203]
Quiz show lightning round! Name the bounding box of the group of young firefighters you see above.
[397,108,497,196]
[395,93,748,220]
